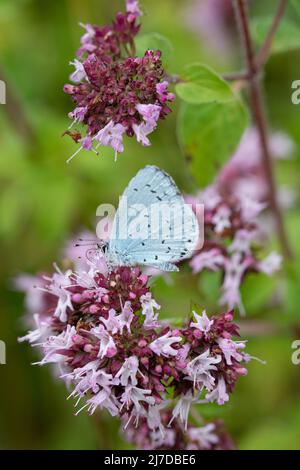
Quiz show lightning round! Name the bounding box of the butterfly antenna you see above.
[73,237,100,248]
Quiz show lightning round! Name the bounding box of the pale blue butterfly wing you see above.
[108,165,199,271]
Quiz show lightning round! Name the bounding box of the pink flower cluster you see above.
[64,0,174,161]
[217,127,295,207]
[18,246,251,449]
[185,0,235,58]
[185,128,289,315]
[187,184,281,314]
[124,411,234,450]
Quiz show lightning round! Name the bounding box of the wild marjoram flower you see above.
[187,187,282,314]
[185,133,283,315]
[64,0,174,162]
[123,408,235,450]
[18,241,252,450]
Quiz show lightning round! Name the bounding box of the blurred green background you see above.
[0,0,300,450]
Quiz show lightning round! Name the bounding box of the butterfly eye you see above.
[102,242,109,254]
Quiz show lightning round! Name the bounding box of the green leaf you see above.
[241,272,277,315]
[177,99,248,187]
[291,0,300,16]
[176,63,233,104]
[165,386,175,400]
[135,32,173,63]
[252,17,300,54]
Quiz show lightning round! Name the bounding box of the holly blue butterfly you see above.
[104,165,199,272]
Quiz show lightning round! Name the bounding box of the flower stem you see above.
[222,70,249,81]
[255,0,288,70]
[233,0,292,259]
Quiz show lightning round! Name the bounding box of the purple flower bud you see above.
[64,4,174,161]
